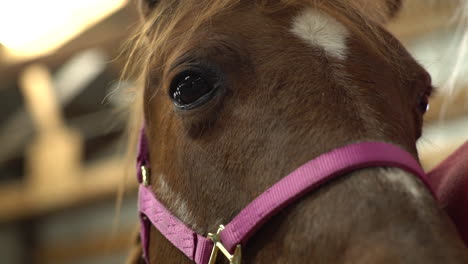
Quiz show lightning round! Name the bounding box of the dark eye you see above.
[418,94,430,114]
[169,72,216,110]
[144,0,159,8]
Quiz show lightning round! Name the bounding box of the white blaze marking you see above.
[290,8,349,59]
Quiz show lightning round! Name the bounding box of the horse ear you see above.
[353,0,402,24]
[137,0,160,18]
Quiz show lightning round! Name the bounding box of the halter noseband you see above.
[136,128,434,264]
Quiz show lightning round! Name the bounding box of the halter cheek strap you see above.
[137,129,434,264]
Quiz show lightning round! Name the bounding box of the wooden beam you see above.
[20,65,63,132]
[34,228,136,264]
[0,159,136,223]
[425,85,468,122]
[388,0,459,41]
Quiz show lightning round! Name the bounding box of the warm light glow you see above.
[0,0,127,60]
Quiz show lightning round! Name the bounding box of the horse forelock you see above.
[122,0,402,87]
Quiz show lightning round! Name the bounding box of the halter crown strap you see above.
[137,133,433,263]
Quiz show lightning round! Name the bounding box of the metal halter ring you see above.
[207,225,242,264]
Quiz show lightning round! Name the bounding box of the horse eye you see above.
[145,0,159,8]
[418,95,430,114]
[169,72,216,110]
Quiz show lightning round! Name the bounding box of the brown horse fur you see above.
[125,0,468,263]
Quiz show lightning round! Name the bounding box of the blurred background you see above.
[0,0,467,263]
[0,1,139,263]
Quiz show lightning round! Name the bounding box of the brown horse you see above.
[124,0,468,263]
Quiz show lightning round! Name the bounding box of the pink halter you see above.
[137,128,434,264]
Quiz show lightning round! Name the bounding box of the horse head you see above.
[126,0,468,263]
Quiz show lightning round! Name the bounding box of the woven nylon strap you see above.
[137,136,433,263]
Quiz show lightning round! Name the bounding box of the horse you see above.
[123,0,468,263]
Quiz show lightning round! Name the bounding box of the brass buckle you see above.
[141,165,150,186]
[207,225,242,264]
